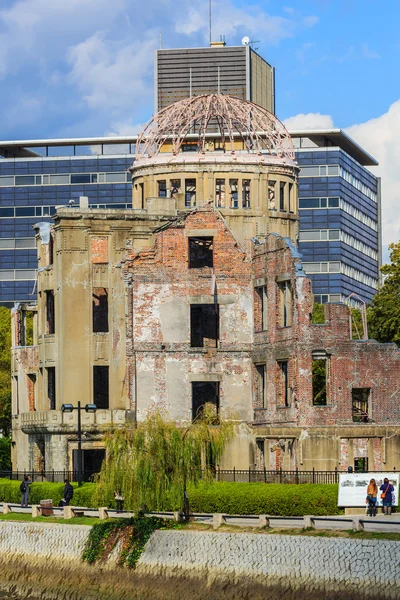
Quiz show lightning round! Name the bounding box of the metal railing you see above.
[0,470,98,483]
[2,467,396,485]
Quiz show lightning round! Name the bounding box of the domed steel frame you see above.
[135,94,295,160]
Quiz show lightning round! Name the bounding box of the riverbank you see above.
[0,521,399,599]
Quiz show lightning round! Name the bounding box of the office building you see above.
[292,130,381,305]
[155,44,275,114]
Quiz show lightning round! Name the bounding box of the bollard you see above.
[173,511,184,523]
[212,513,226,529]
[31,505,41,518]
[258,515,270,528]
[352,517,364,531]
[63,506,74,520]
[303,515,315,529]
[99,507,108,520]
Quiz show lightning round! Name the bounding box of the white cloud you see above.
[347,99,400,257]
[67,33,156,112]
[303,16,319,27]
[361,43,380,60]
[283,112,334,130]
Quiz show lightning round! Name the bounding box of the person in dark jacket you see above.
[380,477,395,515]
[20,475,31,507]
[63,479,74,506]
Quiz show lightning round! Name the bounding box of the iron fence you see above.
[2,467,397,485]
[0,470,98,483]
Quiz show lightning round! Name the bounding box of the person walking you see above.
[20,475,31,507]
[366,478,378,517]
[114,489,124,512]
[380,478,395,515]
[63,479,74,506]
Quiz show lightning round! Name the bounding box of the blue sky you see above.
[0,0,399,258]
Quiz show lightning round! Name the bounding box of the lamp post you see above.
[61,402,97,486]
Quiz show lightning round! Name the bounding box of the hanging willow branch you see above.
[94,404,235,511]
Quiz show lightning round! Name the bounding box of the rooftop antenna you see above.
[160,33,162,49]
[250,39,261,51]
[209,0,212,46]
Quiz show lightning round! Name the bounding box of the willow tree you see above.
[94,405,235,512]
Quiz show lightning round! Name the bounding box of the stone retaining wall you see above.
[0,521,399,599]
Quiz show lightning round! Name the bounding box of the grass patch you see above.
[0,512,101,526]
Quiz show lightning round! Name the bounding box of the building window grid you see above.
[298,229,378,260]
[0,202,131,219]
[302,261,378,289]
[0,171,130,187]
[299,165,377,203]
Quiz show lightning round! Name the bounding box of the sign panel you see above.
[338,472,399,507]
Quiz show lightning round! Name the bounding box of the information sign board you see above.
[338,472,399,507]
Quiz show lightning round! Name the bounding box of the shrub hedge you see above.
[187,482,341,516]
[0,479,340,516]
[0,479,97,507]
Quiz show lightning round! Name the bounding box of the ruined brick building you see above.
[11,95,400,474]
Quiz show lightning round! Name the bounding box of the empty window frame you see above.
[185,179,196,207]
[229,179,239,208]
[354,457,368,472]
[288,183,294,212]
[255,439,265,468]
[242,179,251,208]
[215,178,226,207]
[93,366,109,409]
[188,237,213,268]
[192,381,219,421]
[170,179,181,197]
[254,364,266,409]
[277,360,290,407]
[278,281,292,327]
[312,355,328,406]
[352,388,370,422]
[190,304,219,348]
[47,367,56,410]
[268,180,276,209]
[45,290,55,334]
[158,180,167,198]
[279,182,286,211]
[254,286,268,331]
[92,288,109,333]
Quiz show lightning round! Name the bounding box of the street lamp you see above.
[61,401,97,487]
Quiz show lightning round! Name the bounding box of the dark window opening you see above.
[277,360,289,407]
[268,180,276,209]
[93,288,109,333]
[229,179,238,208]
[354,457,368,472]
[188,237,213,268]
[192,381,219,421]
[352,388,370,422]
[158,180,167,197]
[190,304,219,348]
[279,182,285,211]
[73,449,105,481]
[312,357,328,406]
[242,179,251,208]
[49,234,54,265]
[254,286,267,331]
[45,290,55,334]
[171,179,181,197]
[185,179,196,207]
[140,183,144,209]
[288,183,293,212]
[254,364,266,409]
[47,367,56,410]
[93,366,109,409]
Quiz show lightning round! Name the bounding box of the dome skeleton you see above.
[135,94,295,160]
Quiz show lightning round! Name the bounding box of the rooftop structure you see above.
[155,45,275,114]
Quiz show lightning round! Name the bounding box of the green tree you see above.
[368,241,400,346]
[94,406,235,512]
[0,307,11,436]
[0,436,11,470]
